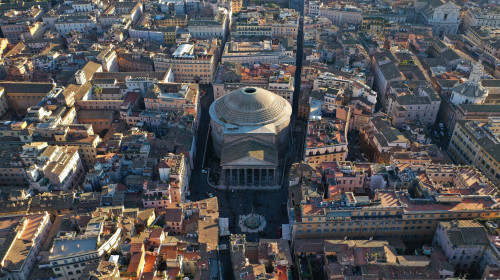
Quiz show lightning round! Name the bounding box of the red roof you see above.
[127,252,143,275]
[124,92,140,103]
[163,208,182,223]
[143,253,157,273]
[130,242,144,253]
[149,228,164,239]
[166,267,180,278]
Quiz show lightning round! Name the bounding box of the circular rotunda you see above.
[209,86,292,159]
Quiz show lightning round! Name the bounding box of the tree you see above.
[93,86,103,96]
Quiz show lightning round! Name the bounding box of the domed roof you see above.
[211,87,291,126]
[452,81,488,98]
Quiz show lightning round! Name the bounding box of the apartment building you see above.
[187,15,228,39]
[232,8,298,38]
[433,220,490,273]
[312,72,352,91]
[0,141,32,187]
[96,47,119,72]
[144,83,199,116]
[387,84,442,128]
[0,212,52,280]
[212,62,295,102]
[34,124,102,169]
[231,0,242,13]
[0,121,34,149]
[0,82,59,115]
[0,7,44,42]
[188,21,225,40]
[305,100,350,168]
[49,222,122,280]
[483,38,500,59]
[234,24,272,37]
[117,53,155,72]
[272,22,299,39]
[158,153,190,202]
[142,183,171,209]
[91,71,173,95]
[322,161,367,193]
[164,207,183,235]
[294,239,455,279]
[25,145,85,192]
[55,15,97,36]
[77,110,114,133]
[1,21,44,43]
[291,178,500,243]
[148,14,188,27]
[319,6,363,26]
[360,115,410,163]
[113,1,143,23]
[221,40,284,65]
[464,9,500,29]
[129,26,177,45]
[230,235,292,280]
[448,118,500,186]
[154,43,217,85]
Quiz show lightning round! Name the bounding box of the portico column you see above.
[258,168,262,186]
[229,169,233,186]
[244,169,248,186]
[250,169,253,186]
[264,169,268,186]
[237,169,241,186]
[231,169,236,186]
[261,169,265,186]
[269,169,274,186]
[250,169,254,186]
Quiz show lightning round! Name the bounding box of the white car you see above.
[201,169,208,174]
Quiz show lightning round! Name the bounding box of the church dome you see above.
[452,82,487,98]
[211,87,292,126]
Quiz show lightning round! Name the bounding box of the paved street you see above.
[346,131,368,162]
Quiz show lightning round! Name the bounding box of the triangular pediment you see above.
[223,155,277,167]
[220,140,278,166]
[435,1,459,10]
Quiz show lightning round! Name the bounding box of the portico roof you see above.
[221,140,278,166]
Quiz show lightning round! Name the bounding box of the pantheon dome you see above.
[209,86,292,160]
